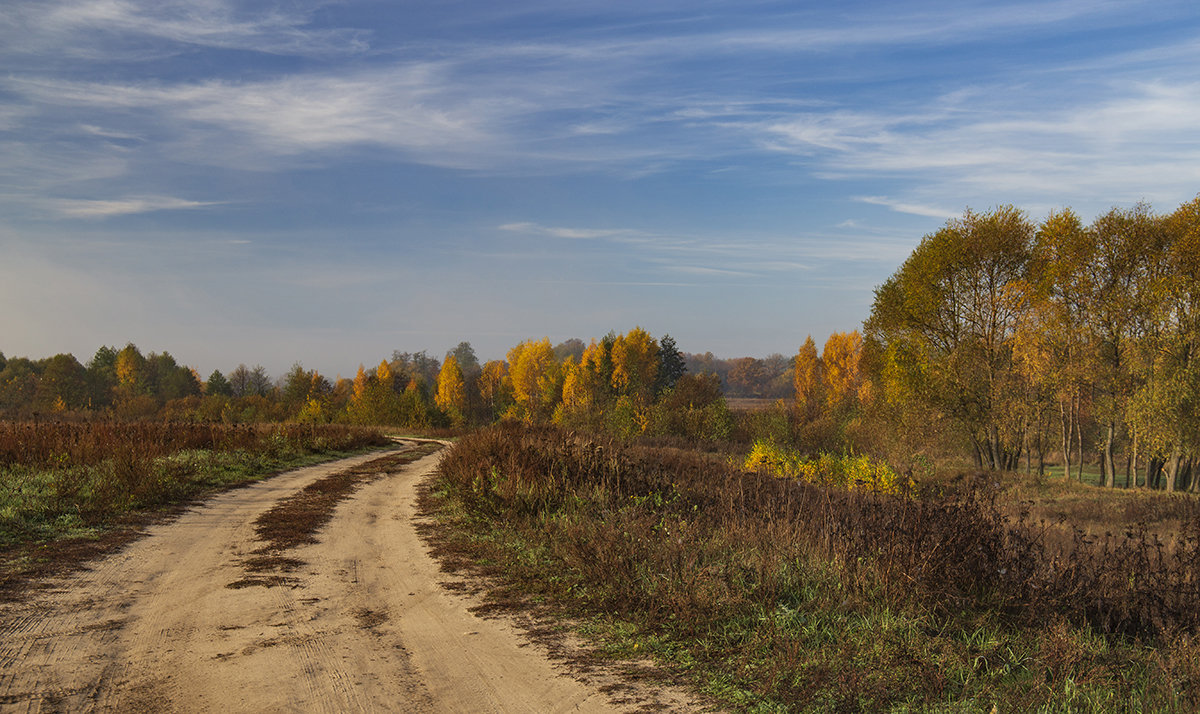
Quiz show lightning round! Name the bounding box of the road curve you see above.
[0,446,645,713]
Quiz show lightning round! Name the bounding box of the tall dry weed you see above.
[438,422,1200,643]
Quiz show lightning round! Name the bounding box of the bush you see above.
[744,439,904,495]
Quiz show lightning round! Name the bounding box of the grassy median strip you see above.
[420,422,1200,713]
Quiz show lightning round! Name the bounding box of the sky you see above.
[2,0,1199,380]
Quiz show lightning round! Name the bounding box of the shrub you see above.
[744,439,903,494]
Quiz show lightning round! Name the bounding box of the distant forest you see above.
[3,195,1198,489]
[0,334,784,438]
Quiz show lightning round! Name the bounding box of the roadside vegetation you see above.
[425,422,1200,712]
[0,421,391,580]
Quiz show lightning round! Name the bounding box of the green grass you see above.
[1041,466,1117,488]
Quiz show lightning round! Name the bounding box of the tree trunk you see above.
[1059,397,1072,480]
[1166,445,1181,493]
[1103,421,1116,488]
[1024,430,1032,476]
[1037,430,1045,476]
[988,425,1002,471]
[1074,409,1084,482]
[1128,429,1137,489]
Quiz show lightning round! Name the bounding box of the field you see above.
[423,422,1200,712]
[0,420,392,586]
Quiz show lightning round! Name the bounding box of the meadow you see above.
[423,422,1200,712]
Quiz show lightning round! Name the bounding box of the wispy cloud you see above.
[3,0,369,58]
[498,222,644,240]
[855,196,957,219]
[498,221,903,284]
[49,195,221,217]
[665,265,755,277]
[10,66,502,161]
[757,79,1200,210]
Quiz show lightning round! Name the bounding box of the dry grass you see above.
[227,442,443,588]
[0,420,396,595]
[0,420,388,469]
[422,422,1200,712]
[252,442,442,554]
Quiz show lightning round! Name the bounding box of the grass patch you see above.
[0,422,395,596]
[420,422,1200,712]
[250,441,442,554]
[227,441,443,588]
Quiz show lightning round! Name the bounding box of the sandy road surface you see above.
[0,445,683,713]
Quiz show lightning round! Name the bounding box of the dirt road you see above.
[0,445,693,712]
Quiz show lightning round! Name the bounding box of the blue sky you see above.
[2,0,1198,379]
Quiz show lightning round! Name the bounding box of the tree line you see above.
[821,196,1200,490]
[0,343,450,426]
[0,332,735,441]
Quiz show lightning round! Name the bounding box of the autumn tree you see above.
[727,357,766,398]
[347,364,388,425]
[822,331,866,414]
[1026,209,1096,480]
[507,338,561,422]
[391,351,440,398]
[607,328,660,435]
[0,358,39,414]
[1127,198,1200,490]
[1087,203,1163,486]
[867,206,1033,470]
[611,327,659,404]
[551,338,608,430]
[794,335,823,420]
[477,360,512,422]
[33,353,88,411]
[114,344,147,399]
[280,363,331,421]
[436,355,467,425]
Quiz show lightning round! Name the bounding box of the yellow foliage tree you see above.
[611,327,659,403]
[478,360,511,420]
[507,338,561,422]
[114,343,146,398]
[822,331,864,412]
[793,335,823,419]
[436,355,467,425]
[352,364,369,404]
[376,360,394,391]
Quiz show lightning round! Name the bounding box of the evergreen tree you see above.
[657,334,686,394]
